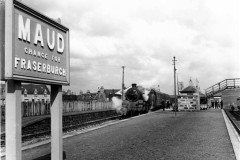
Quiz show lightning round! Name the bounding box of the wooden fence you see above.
[1,99,114,121]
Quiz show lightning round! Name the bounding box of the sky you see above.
[22,0,240,95]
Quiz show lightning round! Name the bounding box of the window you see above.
[44,89,47,97]
[34,89,38,97]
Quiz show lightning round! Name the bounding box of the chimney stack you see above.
[132,83,137,89]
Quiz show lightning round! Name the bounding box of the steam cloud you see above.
[142,89,150,101]
[112,97,122,111]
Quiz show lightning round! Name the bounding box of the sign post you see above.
[1,0,70,159]
[5,80,22,160]
[51,84,63,160]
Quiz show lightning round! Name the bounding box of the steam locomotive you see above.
[120,83,170,117]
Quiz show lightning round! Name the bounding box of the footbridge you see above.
[205,78,240,98]
[205,78,240,107]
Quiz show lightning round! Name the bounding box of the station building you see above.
[178,79,201,111]
[21,84,50,102]
[0,83,50,102]
[0,83,51,118]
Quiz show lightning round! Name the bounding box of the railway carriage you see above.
[147,89,170,111]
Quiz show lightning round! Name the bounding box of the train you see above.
[120,83,171,117]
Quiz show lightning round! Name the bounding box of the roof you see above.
[0,83,50,96]
[178,94,195,98]
[180,86,197,93]
[104,89,120,96]
[21,84,50,95]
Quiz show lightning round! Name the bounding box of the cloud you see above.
[22,0,240,94]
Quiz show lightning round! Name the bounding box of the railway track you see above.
[22,115,121,144]
[1,110,121,147]
[230,111,240,120]
[225,110,240,135]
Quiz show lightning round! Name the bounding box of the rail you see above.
[205,78,240,97]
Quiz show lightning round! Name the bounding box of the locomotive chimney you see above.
[132,83,137,89]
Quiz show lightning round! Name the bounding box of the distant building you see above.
[66,89,72,95]
[103,89,120,101]
[21,84,50,102]
[94,86,120,102]
[82,90,97,101]
[178,79,200,110]
[63,87,120,102]
[1,83,51,118]
[94,86,106,102]
[0,83,50,102]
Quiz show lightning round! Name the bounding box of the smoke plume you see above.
[142,89,150,101]
[112,97,122,111]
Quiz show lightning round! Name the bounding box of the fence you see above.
[1,99,114,121]
[63,100,113,112]
[205,78,240,97]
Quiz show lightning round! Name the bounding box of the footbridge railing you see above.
[205,78,240,97]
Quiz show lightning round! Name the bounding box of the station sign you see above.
[1,0,70,85]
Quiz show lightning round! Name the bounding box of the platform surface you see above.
[11,109,237,160]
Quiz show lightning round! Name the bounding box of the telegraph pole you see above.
[173,57,177,116]
[177,73,179,96]
[122,66,125,101]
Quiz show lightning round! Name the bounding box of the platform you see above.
[1,109,239,159]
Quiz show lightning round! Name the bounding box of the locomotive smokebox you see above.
[132,83,137,89]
